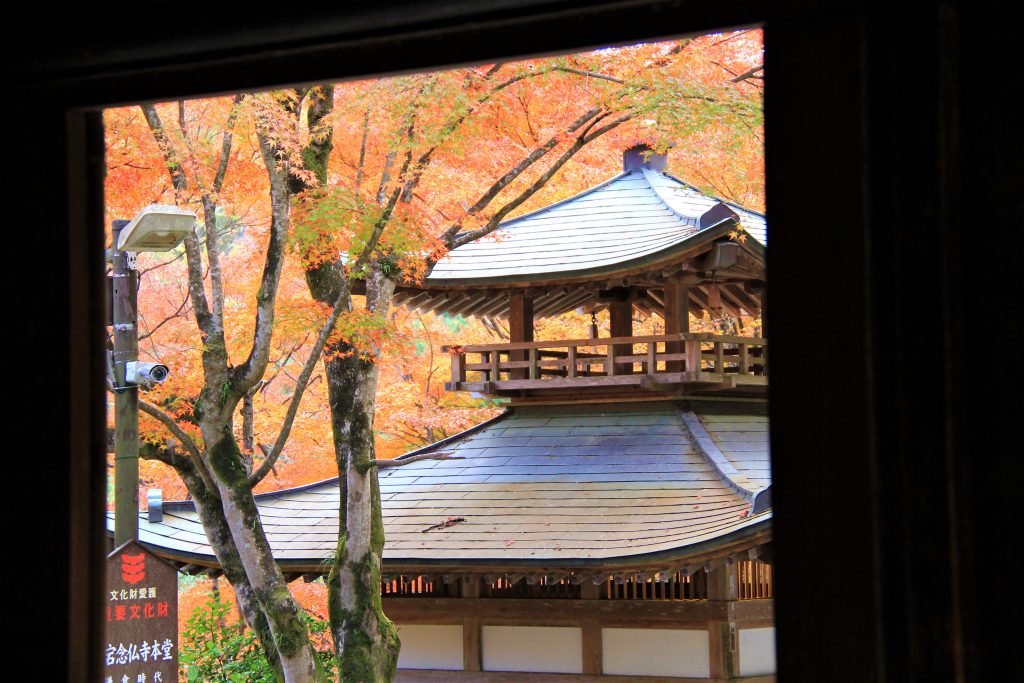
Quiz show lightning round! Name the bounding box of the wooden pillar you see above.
[707,563,739,680]
[608,293,633,375]
[509,290,534,380]
[581,618,602,675]
[462,576,481,672]
[663,276,690,373]
[580,580,602,675]
[745,279,766,336]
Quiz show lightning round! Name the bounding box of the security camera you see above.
[125,361,170,388]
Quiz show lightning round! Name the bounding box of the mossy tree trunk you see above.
[178,465,285,679]
[320,267,400,682]
[294,86,402,679]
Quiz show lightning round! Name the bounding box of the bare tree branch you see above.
[142,104,214,336]
[551,65,626,84]
[396,63,623,204]
[361,451,462,472]
[437,105,603,248]
[213,94,245,192]
[355,109,369,191]
[173,96,241,336]
[374,151,397,205]
[444,109,632,251]
[249,261,366,486]
[137,251,185,278]
[110,388,218,495]
[138,291,190,341]
[730,65,764,83]
[233,125,293,395]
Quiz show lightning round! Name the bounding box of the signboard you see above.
[104,541,178,683]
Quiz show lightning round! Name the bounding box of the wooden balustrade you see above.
[444,333,767,395]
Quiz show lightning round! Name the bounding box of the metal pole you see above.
[111,219,139,546]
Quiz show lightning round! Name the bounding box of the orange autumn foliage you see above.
[104,31,763,511]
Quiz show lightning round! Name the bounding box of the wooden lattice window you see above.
[481,576,581,599]
[381,575,460,598]
[603,572,708,601]
[737,560,773,600]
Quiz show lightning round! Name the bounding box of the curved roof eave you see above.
[660,171,767,247]
[121,511,771,574]
[420,219,745,289]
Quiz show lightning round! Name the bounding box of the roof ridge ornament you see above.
[623,143,668,172]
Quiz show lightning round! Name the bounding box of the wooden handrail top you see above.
[444,333,767,353]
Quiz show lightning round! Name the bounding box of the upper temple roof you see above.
[389,148,767,320]
[424,164,766,287]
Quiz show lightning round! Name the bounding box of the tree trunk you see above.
[202,420,329,682]
[181,468,285,680]
[322,266,401,682]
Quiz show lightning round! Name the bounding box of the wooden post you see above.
[450,349,466,385]
[528,348,540,379]
[684,337,702,375]
[462,576,481,671]
[608,295,633,374]
[708,563,739,679]
[509,290,534,380]
[463,616,481,672]
[489,351,500,382]
[580,579,602,675]
[605,343,619,377]
[112,220,139,546]
[582,618,602,675]
[708,562,738,602]
[663,277,690,372]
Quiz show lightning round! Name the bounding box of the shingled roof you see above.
[390,148,767,320]
[117,401,771,574]
[424,167,765,287]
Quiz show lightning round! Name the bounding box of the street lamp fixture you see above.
[117,203,195,252]
[111,205,196,546]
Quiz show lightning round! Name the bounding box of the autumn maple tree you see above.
[105,30,763,682]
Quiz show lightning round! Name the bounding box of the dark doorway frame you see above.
[8,2,1020,682]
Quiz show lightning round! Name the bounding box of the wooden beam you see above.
[382,596,713,626]
[725,284,761,317]
[533,289,582,318]
[431,291,472,316]
[477,293,512,320]
[458,293,496,318]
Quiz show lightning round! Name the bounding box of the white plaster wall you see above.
[481,625,583,674]
[739,627,777,676]
[395,624,464,670]
[602,628,711,678]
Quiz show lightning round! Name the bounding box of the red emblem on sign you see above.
[121,552,146,584]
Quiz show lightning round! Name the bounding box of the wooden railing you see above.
[444,333,767,394]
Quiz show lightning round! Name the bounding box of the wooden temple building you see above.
[117,146,775,681]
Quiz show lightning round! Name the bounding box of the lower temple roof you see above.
[116,401,771,573]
